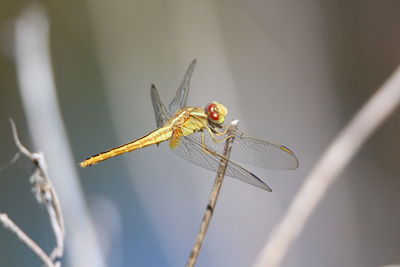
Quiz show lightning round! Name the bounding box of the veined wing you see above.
[172,132,272,191]
[185,130,299,170]
[151,84,171,128]
[231,134,299,170]
[168,59,197,114]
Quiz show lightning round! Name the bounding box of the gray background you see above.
[1,1,400,266]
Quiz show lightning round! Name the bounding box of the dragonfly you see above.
[80,60,298,191]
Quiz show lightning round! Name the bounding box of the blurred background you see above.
[1,0,400,266]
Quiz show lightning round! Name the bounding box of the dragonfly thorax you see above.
[205,102,228,125]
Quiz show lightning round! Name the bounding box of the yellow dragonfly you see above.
[80,60,298,191]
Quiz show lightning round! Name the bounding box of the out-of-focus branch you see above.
[0,213,55,267]
[186,120,238,267]
[14,4,106,266]
[0,153,20,171]
[7,119,65,266]
[254,65,400,267]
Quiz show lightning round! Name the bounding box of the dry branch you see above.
[254,66,400,267]
[186,120,238,267]
[0,213,55,267]
[0,119,65,267]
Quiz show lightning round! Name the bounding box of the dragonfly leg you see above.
[200,131,219,157]
[200,131,234,165]
[211,125,230,136]
[206,126,234,144]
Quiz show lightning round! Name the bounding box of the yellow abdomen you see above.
[80,126,173,167]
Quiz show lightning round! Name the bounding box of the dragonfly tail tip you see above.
[79,160,90,168]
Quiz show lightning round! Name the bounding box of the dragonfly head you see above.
[205,102,228,125]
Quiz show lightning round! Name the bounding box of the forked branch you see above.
[0,119,65,267]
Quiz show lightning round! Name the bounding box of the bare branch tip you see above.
[9,118,33,160]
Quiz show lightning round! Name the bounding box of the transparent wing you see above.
[231,134,299,170]
[184,130,299,170]
[151,84,171,128]
[172,132,272,191]
[168,59,197,114]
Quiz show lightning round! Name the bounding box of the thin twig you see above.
[254,66,400,267]
[0,213,55,267]
[8,119,65,266]
[9,119,34,160]
[0,152,20,171]
[186,120,239,267]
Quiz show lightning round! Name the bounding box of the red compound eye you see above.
[209,111,219,121]
[207,103,217,113]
